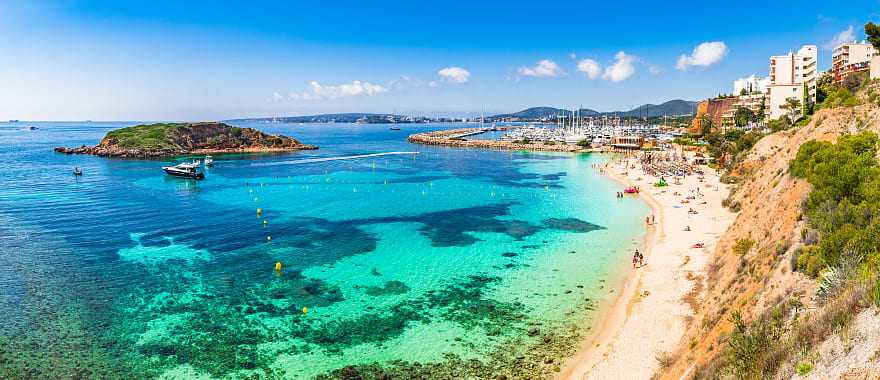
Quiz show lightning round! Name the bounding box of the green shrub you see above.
[818,87,860,109]
[796,246,825,277]
[726,309,785,379]
[795,361,814,375]
[733,238,755,256]
[871,282,880,306]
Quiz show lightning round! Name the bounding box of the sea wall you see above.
[407,128,603,153]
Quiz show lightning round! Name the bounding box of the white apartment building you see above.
[832,41,877,83]
[733,75,770,95]
[767,45,817,120]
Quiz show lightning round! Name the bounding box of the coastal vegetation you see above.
[687,81,880,379]
[789,131,880,281]
[712,132,880,379]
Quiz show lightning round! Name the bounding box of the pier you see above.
[446,128,491,139]
[407,128,604,153]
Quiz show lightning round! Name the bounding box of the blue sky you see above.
[1,0,878,120]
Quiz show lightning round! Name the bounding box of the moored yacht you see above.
[204,155,214,166]
[162,162,205,180]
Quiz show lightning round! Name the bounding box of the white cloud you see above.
[437,67,470,83]
[825,26,855,50]
[293,80,387,100]
[576,59,601,79]
[648,65,661,75]
[676,41,728,70]
[517,59,566,78]
[602,52,636,82]
[428,81,439,88]
[272,92,284,101]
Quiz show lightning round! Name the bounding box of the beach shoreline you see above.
[558,153,735,380]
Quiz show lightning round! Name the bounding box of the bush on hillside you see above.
[819,87,860,110]
[789,131,880,277]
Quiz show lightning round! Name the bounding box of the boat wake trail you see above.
[251,151,420,166]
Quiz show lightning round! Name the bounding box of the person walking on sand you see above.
[633,250,641,268]
[638,251,644,267]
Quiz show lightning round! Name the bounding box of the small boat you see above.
[389,127,401,131]
[27,126,38,130]
[162,162,205,180]
[204,155,214,167]
[73,167,82,176]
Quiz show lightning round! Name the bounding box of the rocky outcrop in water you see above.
[54,122,317,158]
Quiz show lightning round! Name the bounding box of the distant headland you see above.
[54,122,317,158]
[225,99,697,124]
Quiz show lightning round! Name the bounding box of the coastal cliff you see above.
[408,128,601,152]
[54,122,317,158]
[659,83,880,379]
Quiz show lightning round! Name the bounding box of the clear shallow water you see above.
[0,121,649,379]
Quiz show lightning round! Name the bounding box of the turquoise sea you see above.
[0,122,649,379]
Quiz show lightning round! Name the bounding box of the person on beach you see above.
[651,215,655,224]
[638,251,644,267]
[632,250,640,268]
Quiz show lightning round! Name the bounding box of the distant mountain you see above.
[605,100,697,117]
[489,99,697,120]
[489,106,599,120]
[227,99,698,125]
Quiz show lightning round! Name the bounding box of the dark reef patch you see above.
[542,218,605,233]
[501,252,518,258]
[364,280,411,296]
[541,172,567,181]
[352,203,542,247]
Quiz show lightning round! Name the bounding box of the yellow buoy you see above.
[257,208,262,215]
[267,235,272,241]
[302,306,309,315]
[275,261,282,271]
[263,219,268,226]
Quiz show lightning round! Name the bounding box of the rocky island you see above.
[54,122,317,158]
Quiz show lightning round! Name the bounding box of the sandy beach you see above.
[558,153,736,380]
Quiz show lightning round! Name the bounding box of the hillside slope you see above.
[659,95,880,379]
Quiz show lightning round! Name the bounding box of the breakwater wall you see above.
[407,128,604,153]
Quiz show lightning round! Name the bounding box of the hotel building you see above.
[767,45,817,120]
[832,41,876,84]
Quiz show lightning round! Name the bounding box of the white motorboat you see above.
[162,162,205,180]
